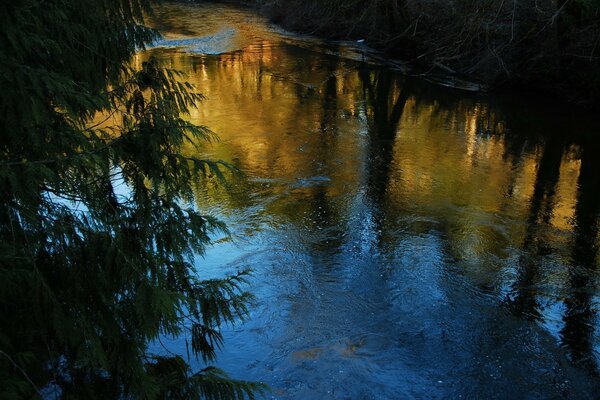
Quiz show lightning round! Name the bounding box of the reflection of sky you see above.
[145,2,600,397]
[152,28,240,54]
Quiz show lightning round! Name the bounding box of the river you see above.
[144,2,600,398]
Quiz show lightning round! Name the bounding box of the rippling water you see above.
[145,3,600,398]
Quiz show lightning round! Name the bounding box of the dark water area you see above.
[145,3,600,398]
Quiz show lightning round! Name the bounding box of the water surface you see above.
[147,3,600,398]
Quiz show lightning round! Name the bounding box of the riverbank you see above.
[208,0,600,109]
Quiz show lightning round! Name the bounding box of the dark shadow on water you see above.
[562,141,600,374]
[359,67,411,249]
[508,137,565,320]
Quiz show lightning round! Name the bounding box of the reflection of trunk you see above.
[561,145,600,374]
[308,55,343,256]
[309,186,344,253]
[320,65,338,134]
[509,139,564,319]
[360,69,411,245]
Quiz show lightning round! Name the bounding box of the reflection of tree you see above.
[359,68,411,246]
[508,138,565,319]
[308,53,344,258]
[561,143,600,374]
[320,54,339,135]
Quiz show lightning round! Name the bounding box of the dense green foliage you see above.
[0,0,263,398]
[248,0,600,106]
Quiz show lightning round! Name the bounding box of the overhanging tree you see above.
[0,0,263,398]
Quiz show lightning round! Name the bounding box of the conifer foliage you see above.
[0,0,263,398]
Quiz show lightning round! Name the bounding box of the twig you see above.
[0,350,43,397]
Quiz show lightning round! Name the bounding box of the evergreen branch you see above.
[0,3,261,397]
[192,367,268,400]
[0,136,120,167]
[0,350,43,398]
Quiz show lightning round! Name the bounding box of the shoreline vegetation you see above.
[210,0,600,109]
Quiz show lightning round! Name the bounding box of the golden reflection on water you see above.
[139,45,591,246]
